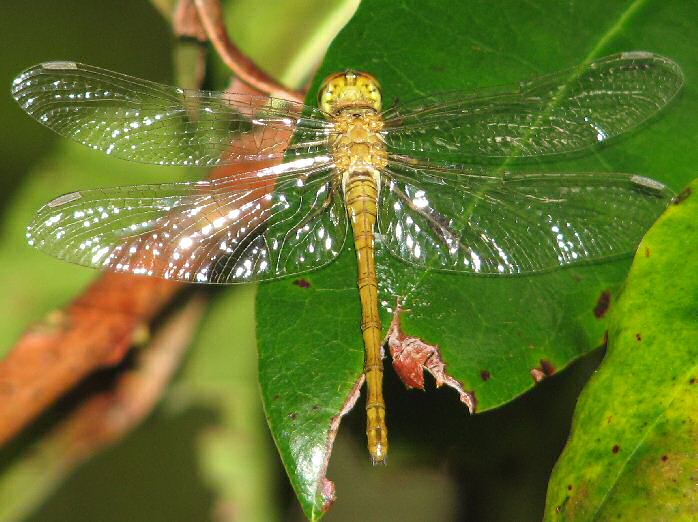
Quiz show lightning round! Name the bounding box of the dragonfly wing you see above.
[382,52,683,161]
[378,158,673,274]
[12,61,332,166]
[27,157,346,283]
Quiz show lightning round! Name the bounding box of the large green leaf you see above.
[544,179,698,520]
[256,0,698,517]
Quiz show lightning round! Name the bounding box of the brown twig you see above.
[173,0,208,41]
[193,0,305,102]
[58,295,209,462]
[0,296,209,522]
[171,0,209,91]
[0,274,181,446]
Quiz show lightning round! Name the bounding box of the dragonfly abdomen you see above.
[343,168,388,464]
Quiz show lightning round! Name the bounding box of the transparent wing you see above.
[382,52,683,161]
[11,61,333,166]
[27,157,347,283]
[378,158,673,274]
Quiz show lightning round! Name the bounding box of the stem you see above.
[194,0,305,102]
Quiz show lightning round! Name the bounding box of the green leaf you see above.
[256,0,698,517]
[544,179,698,520]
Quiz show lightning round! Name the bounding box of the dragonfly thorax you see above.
[330,110,388,178]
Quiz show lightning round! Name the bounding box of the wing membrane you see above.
[378,158,673,274]
[12,61,333,166]
[27,157,347,283]
[382,52,683,161]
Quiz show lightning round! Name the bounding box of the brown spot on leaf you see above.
[480,370,491,381]
[388,300,477,413]
[672,186,692,205]
[567,484,573,491]
[320,478,336,512]
[288,412,298,421]
[612,444,620,454]
[594,290,611,318]
[540,359,556,376]
[644,247,651,257]
[531,368,545,383]
[635,333,642,342]
[563,482,590,518]
[607,415,613,424]
[293,279,311,288]
[661,455,669,462]
[689,377,695,385]
[273,394,281,401]
[531,359,556,382]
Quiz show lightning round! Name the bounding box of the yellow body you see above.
[319,71,389,463]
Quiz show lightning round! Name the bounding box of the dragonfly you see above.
[12,51,683,464]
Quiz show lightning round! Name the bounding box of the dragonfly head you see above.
[318,70,382,115]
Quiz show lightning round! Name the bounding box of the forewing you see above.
[382,52,683,161]
[11,61,332,166]
[27,157,346,283]
[378,159,673,274]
